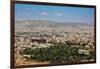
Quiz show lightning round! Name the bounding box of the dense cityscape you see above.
[15,29,95,66]
[14,4,95,66]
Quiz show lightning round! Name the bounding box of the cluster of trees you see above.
[22,44,95,64]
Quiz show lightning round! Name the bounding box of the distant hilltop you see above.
[15,20,94,32]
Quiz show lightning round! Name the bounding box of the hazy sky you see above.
[15,4,94,24]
